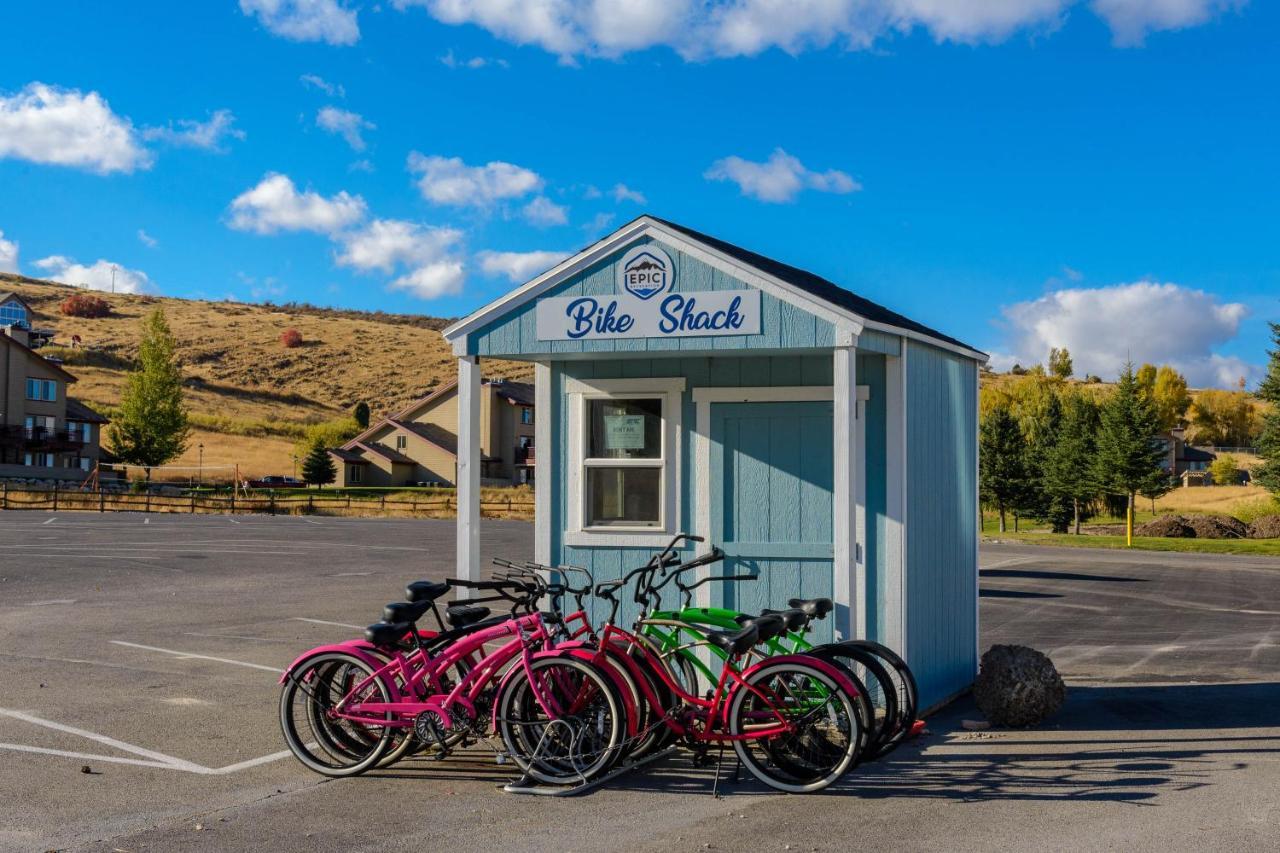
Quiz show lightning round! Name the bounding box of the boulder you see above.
[1135,515,1195,538]
[973,644,1066,727]
[1247,515,1280,539]
[1183,515,1247,539]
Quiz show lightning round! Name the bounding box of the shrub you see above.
[1209,454,1242,486]
[60,293,112,318]
[280,328,303,348]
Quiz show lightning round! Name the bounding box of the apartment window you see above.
[0,301,26,326]
[24,452,55,467]
[349,465,362,484]
[25,378,56,401]
[395,434,407,451]
[77,457,91,472]
[520,407,534,425]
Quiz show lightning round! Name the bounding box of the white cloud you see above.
[705,148,861,203]
[478,249,569,282]
[407,152,543,206]
[389,261,466,299]
[300,73,345,97]
[137,229,158,248]
[0,229,17,273]
[143,109,245,151]
[439,49,509,68]
[611,183,646,204]
[582,211,615,235]
[349,158,375,173]
[33,256,154,294]
[392,0,1232,59]
[996,281,1255,388]
[1091,0,1245,45]
[227,173,367,235]
[316,106,375,151]
[0,83,150,174]
[334,219,463,273]
[522,196,568,227]
[239,0,359,45]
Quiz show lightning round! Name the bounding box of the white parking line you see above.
[109,641,281,673]
[292,617,363,629]
[26,599,76,607]
[0,708,205,771]
[42,517,56,525]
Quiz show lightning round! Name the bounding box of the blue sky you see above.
[1,1,1276,388]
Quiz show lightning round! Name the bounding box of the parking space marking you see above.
[292,617,363,629]
[26,599,77,606]
[42,517,56,525]
[0,708,295,775]
[109,641,281,673]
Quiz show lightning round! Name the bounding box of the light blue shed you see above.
[443,216,985,710]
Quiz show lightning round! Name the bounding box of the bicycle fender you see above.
[278,644,387,684]
[739,653,860,698]
[488,649,579,730]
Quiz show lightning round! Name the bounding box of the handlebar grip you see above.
[685,535,705,543]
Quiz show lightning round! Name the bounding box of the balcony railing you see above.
[514,444,535,465]
[0,426,85,448]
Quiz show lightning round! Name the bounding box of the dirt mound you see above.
[1183,515,1247,539]
[1247,515,1280,539]
[1135,515,1194,537]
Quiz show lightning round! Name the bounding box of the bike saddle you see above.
[405,580,450,603]
[446,604,491,627]
[705,623,760,656]
[787,597,834,619]
[364,621,411,646]
[744,607,808,632]
[734,613,786,644]
[383,600,433,624]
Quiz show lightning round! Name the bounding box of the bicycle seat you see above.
[733,613,785,644]
[364,621,411,646]
[787,597,833,619]
[405,580,450,603]
[383,600,433,624]
[446,604,491,627]
[705,623,760,656]
[754,607,808,632]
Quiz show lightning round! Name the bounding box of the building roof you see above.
[66,398,109,424]
[328,447,369,464]
[442,214,986,361]
[0,291,33,311]
[1180,445,1217,463]
[388,419,497,461]
[490,380,534,407]
[0,331,77,382]
[351,441,417,465]
[651,217,979,353]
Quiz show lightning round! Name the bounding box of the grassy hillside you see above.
[1,273,529,478]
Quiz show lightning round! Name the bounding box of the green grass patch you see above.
[986,531,1280,557]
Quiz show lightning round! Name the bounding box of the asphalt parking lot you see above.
[1,513,1278,852]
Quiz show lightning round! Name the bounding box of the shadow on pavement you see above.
[981,568,1148,584]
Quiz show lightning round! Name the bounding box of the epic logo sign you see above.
[618,245,673,300]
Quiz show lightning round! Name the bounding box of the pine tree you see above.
[302,440,336,487]
[1254,322,1280,494]
[1044,393,1100,534]
[1094,363,1170,543]
[353,401,370,429]
[980,404,1029,533]
[107,309,190,480]
[1021,392,1072,532]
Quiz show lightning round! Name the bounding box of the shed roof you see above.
[328,447,368,464]
[66,398,109,424]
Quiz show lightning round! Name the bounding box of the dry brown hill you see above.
[1,273,528,478]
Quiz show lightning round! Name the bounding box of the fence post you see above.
[191,493,197,514]
[100,488,105,513]
[2,482,6,510]
[52,482,58,512]
[308,494,314,512]
[380,494,386,510]
[145,489,151,514]
[230,490,236,514]
[412,495,417,514]
[269,492,276,516]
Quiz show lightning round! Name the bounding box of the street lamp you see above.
[292,455,299,479]
[198,443,204,488]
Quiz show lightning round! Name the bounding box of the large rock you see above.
[1247,515,1280,539]
[973,645,1066,727]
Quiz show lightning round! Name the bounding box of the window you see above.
[349,465,362,484]
[26,378,56,401]
[395,434,407,451]
[565,376,684,544]
[24,452,55,467]
[77,457,91,471]
[0,300,27,327]
[520,406,534,425]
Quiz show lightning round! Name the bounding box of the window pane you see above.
[587,398,662,460]
[586,466,661,527]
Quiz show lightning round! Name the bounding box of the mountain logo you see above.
[618,245,674,300]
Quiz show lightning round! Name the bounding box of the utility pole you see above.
[110,265,117,294]
[198,442,204,487]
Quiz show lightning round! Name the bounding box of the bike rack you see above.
[502,744,678,797]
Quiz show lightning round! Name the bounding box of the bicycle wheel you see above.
[374,653,473,767]
[806,645,895,761]
[279,652,393,777]
[495,655,626,785]
[729,659,861,793]
[840,640,917,758]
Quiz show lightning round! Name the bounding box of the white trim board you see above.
[441,216,992,358]
[692,384,869,621]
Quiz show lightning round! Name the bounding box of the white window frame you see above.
[563,376,685,547]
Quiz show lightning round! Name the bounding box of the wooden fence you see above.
[0,484,534,520]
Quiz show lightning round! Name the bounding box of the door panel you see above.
[710,401,835,641]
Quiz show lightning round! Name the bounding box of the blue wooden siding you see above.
[904,341,979,710]
[469,236,837,357]
[857,329,901,356]
[548,352,889,642]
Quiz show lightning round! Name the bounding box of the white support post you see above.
[883,346,908,658]
[456,355,481,595]
[533,361,552,569]
[832,345,858,642]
